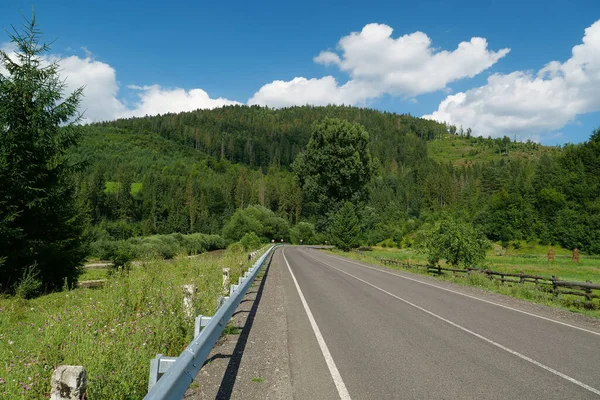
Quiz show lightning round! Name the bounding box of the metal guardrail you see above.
[144,245,277,399]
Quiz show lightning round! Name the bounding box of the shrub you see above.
[417,219,490,268]
[222,205,289,242]
[227,242,244,253]
[89,233,227,262]
[14,264,42,299]
[377,238,397,248]
[113,242,136,268]
[290,222,316,244]
[239,232,263,251]
[141,235,181,259]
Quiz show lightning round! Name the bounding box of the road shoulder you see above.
[184,252,292,399]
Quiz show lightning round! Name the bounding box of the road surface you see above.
[276,246,600,399]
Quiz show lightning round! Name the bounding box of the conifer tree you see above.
[0,12,87,293]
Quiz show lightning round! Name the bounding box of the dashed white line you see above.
[282,248,352,400]
[308,253,600,397]
[320,251,600,337]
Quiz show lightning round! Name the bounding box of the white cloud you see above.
[121,85,240,118]
[248,76,379,107]
[250,23,509,107]
[424,19,600,141]
[313,51,341,66]
[52,55,128,122]
[1,44,238,122]
[317,24,510,96]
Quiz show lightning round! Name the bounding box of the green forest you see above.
[77,104,599,253]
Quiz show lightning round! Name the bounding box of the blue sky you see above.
[1,0,600,145]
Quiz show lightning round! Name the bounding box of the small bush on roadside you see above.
[290,222,316,244]
[239,232,263,251]
[110,242,135,268]
[14,264,42,299]
[377,238,397,248]
[227,242,244,253]
[417,219,490,268]
[89,233,227,262]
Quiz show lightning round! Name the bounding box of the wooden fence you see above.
[378,258,600,308]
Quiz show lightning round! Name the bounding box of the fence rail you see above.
[378,258,600,306]
[144,245,277,399]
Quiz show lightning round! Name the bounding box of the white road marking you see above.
[282,248,352,400]
[308,253,600,397]
[319,251,600,337]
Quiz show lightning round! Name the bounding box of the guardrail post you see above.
[194,315,213,338]
[217,295,229,309]
[148,355,178,392]
[145,245,277,399]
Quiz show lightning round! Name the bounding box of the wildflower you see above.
[8,340,14,345]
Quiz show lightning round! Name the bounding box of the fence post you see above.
[585,281,592,302]
[552,276,559,297]
[547,248,555,262]
[182,284,196,319]
[222,268,230,294]
[50,365,86,400]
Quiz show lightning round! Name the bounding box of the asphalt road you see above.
[277,246,600,400]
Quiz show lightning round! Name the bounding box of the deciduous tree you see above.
[293,118,373,225]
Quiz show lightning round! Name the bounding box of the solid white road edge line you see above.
[310,254,600,396]
[320,251,600,337]
[282,248,352,400]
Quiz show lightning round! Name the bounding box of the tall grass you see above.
[0,248,260,399]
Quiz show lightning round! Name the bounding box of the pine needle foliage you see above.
[0,11,87,293]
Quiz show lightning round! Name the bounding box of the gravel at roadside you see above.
[184,252,292,399]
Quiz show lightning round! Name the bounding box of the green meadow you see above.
[0,249,260,399]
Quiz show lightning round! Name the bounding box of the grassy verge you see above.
[329,247,600,319]
[79,268,109,281]
[0,248,265,399]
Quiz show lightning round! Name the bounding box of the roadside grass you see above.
[0,248,262,399]
[365,246,600,282]
[329,247,600,319]
[79,268,109,281]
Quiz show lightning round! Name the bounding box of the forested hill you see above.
[75,105,600,254]
[91,105,444,169]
